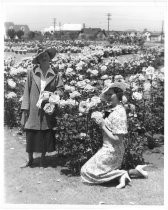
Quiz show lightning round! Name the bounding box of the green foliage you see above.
[16,30,24,40]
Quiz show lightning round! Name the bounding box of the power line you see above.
[107,13,111,35]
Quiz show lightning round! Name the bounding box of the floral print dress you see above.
[81,104,128,184]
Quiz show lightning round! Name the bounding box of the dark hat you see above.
[32,47,57,64]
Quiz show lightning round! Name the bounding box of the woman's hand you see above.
[21,110,29,128]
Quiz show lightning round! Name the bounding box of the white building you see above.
[43,24,83,32]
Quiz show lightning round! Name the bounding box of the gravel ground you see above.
[4,127,164,205]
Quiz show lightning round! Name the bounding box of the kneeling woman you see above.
[81,82,148,189]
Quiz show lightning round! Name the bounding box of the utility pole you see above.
[53,18,56,33]
[59,22,62,40]
[107,13,111,36]
[161,20,164,43]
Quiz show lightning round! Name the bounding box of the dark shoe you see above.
[20,160,33,168]
[40,157,47,167]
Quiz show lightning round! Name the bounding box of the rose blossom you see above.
[145,66,155,75]
[69,91,81,99]
[132,92,143,100]
[91,111,103,125]
[43,103,55,115]
[5,92,17,99]
[90,70,99,77]
[49,94,60,105]
[79,101,90,113]
[157,73,164,82]
[66,99,78,107]
[131,82,139,91]
[91,96,101,105]
[59,99,68,108]
[65,67,74,76]
[101,75,109,80]
[100,65,107,73]
[84,84,95,92]
[143,81,151,92]
[7,79,16,89]
[122,95,127,104]
[76,81,87,88]
[64,85,76,92]
[104,79,112,87]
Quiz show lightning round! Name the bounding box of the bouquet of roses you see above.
[36,91,60,115]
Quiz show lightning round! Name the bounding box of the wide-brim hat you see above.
[32,47,57,64]
[100,82,129,101]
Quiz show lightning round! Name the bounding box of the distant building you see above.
[43,23,83,32]
[150,32,163,42]
[143,31,164,42]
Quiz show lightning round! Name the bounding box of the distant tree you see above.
[7,28,16,40]
[69,32,78,41]
[28,31,35,40]
[143,28,148,33]
[16,30,24,40]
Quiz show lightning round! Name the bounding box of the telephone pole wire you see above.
[107,13,111,36]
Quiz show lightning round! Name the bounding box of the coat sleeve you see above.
[21,70,31,110]
[54,72,64,96]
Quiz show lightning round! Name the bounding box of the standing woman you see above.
[21,47,64,168]
[81,82,148,188]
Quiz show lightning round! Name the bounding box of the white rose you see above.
[67,99,78,107]
[90,70,99,77]
[59,99,68,108]
[143,82,151,92]
[100,65,107,73]
[84,84,95,92]
[65,67,74,76]
[76,81,87,88]
[91,96,101,105]
[157,73,164,82]
[69,91,81,99]
[79,101,90,113]
[101,75,109,80]
[131,82,139,91]
[5,92,17,99]
[49,94,60,105]
[122,95,127,104]
[7,79,16,89]
[145,66,155,75]
[138,74,145,81]
[132,92,143,100]
[91,111,103,125]
[104,79,112,87]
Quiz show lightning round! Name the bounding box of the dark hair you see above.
[112,87,124,101]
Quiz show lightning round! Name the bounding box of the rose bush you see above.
[4,42,164,174]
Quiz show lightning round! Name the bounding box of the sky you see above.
[2,0,167,32]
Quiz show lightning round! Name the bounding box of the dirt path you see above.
[4,127,164,205]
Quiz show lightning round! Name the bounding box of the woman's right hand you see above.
[21,110,29,127]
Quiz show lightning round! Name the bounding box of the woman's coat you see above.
[21,66,64,130]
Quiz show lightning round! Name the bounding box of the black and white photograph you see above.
[1,0,167,207]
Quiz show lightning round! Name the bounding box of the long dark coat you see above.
[21,66,64,130]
